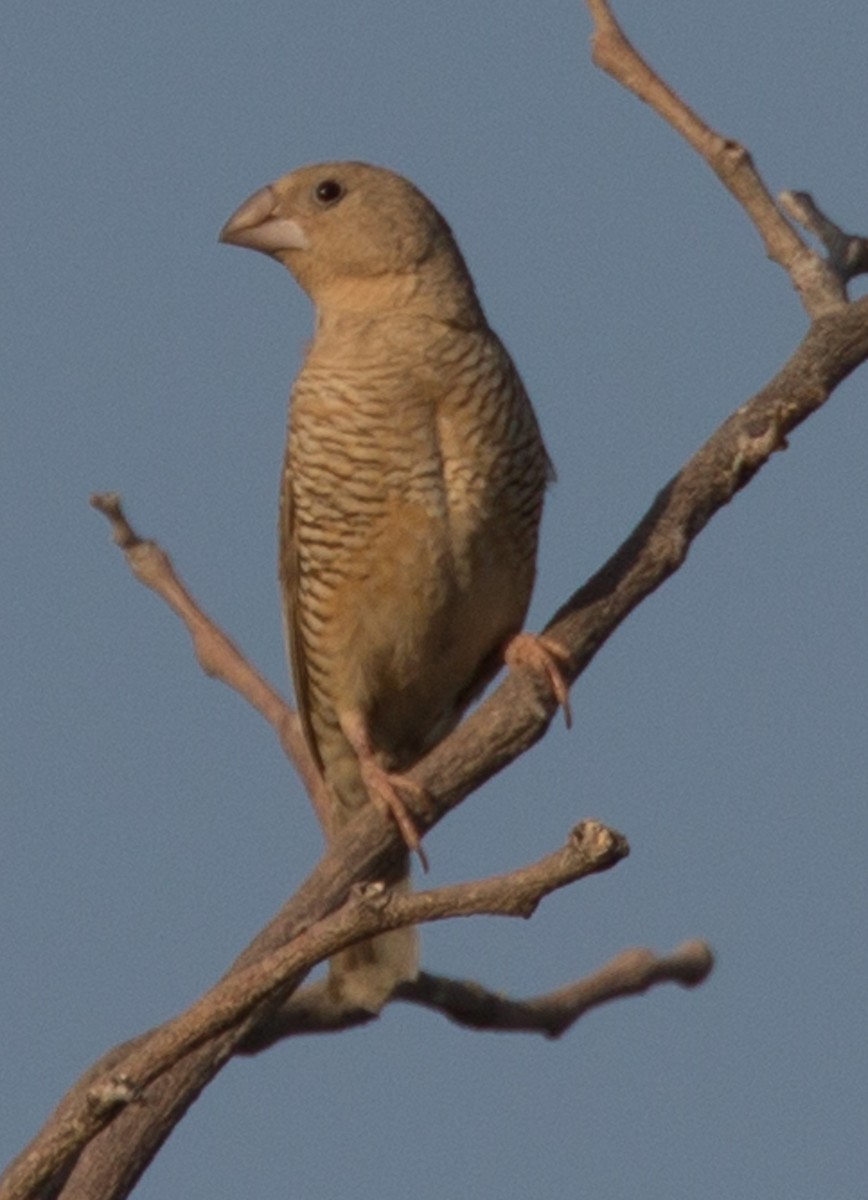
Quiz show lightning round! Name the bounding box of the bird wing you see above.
[278,441,324,775]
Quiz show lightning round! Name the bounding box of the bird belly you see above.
[287,336,547,812]
[305,499,530,777]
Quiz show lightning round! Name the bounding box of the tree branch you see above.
[779,190,868,284]
[6,5,867,1199]
[241,940,713,1047]
[396,939,713,1037]
[585,0,848,316]
[88,492,328,823]
[0,823,626,1200]
[35,289,866,1200]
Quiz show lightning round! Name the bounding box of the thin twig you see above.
[780,190,868,284]
[89,492,330,825]
[396,939,713,1037]
[585,0,846,317]
[240,938,711,1047]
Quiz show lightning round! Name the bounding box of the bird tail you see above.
[328,850,418,1014]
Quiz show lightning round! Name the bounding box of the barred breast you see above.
[280,319,550,822]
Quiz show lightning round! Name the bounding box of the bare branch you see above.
[65,249,868,1200]
[780,190,868,284]
[0,823,626,1200]
[239,820,629,1046]
[585,0,846,317]
[396,940,713,1037]
[89,493,330,825]
[9,9,864,1198]
[409,297,868,833]
[241,939,712,1048]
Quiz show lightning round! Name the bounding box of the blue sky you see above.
[3,2,867,1197]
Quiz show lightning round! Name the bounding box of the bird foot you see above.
[504,631,573,729]
[359,762,430,873]
[340,711,429,871]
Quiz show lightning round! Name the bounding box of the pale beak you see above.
[219,184,309,254]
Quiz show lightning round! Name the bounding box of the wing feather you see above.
[278,438,323,775]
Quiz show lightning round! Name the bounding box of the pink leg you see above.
[339,710,429,871]
[504,632,573,729]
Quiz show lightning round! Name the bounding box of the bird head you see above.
[219,161,481,324]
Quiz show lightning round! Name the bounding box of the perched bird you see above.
[220,162,565,1012]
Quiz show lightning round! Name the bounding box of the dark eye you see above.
[313,179,344,205]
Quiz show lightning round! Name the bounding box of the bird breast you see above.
[285,319,547,767]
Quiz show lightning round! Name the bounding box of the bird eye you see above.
[313,179,344,205]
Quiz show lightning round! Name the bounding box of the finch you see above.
[220,162,557,1012]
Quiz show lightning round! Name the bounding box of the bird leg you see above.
[339,710,430,871]
[504,632,573,729]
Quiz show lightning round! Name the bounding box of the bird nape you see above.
[221,161,567,1014]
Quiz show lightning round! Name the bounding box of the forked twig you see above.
[89,492,330,825]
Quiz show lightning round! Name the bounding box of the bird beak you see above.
[219,185,310,254]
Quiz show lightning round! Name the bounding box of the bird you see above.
[220,162,568,1012]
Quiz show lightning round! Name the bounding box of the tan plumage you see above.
[220,162,554,1011]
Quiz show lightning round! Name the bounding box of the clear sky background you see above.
[3,2,866,1197]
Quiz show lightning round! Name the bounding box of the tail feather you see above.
[317,739,420,1013]
[328,873,418,1013]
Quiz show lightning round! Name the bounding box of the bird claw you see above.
[340,710,429,871]
[358,761,429,873]
[504,631,573,729]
